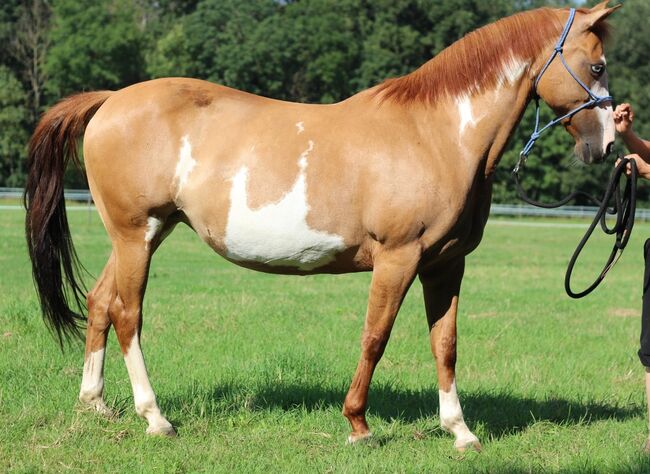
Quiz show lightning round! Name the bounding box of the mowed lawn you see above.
[2,207,650,473]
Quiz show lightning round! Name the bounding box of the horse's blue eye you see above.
[591,64,605,75]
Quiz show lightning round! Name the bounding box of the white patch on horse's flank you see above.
[174,135,197,198]
[79,348,106,408]
[144,216,163,249]
[439,379,479,448]
[591,78,615,155]
[124,334,173,434]
[296,121,305,134]
[224,140,346,270]
[457,96,477,134]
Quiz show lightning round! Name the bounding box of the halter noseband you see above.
[513,8,612,174]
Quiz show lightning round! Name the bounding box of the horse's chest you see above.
[222,159,346,271]
[423,180,492,262]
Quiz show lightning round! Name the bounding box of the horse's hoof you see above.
[146,422,177,437]
[454,437,482,453]
[347,431,373,444]
[79,399,115,418]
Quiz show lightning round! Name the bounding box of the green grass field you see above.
[3,208,650,472]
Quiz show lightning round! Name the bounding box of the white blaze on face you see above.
[224,140,346,270]
[296,121,305,134]
[174,135,197,198]
[439,379,479,448]
[592,76,615,155]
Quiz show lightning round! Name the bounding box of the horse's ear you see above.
[591,1,612,11]
[579,3,622,31]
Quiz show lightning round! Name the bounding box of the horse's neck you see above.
[438,78,530,177]
[406,68,534,179]
[481,79,534,177]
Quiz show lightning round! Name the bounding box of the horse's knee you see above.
[361,332,388,360]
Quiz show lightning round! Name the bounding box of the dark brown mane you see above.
[376,8,607,105]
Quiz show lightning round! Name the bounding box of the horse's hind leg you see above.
[79,252,116,415]
[343,244,420,442]
[420,259,480,452]
[108,221,175,436]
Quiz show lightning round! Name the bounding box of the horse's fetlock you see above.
[79,386,102,404]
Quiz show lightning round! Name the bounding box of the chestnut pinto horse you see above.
[25,3,619,449]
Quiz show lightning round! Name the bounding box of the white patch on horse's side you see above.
[124,334,173,433]
[174,135,197,198]
[144,216,163,249]
[439,379,479,448]
[296,121,305,134]
[79,348,106,410]
[591,78,615,155]
[457,96,477,134]
[224,140,346,270]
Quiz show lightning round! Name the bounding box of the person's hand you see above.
[614,103,635,136]
[617,154,650,179]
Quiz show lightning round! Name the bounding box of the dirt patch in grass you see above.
[609,308,639,318]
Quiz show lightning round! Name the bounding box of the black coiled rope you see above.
[513,157,637,298]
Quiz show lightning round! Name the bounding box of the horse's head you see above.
[535,2,621,164]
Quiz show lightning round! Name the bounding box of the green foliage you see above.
[45,0,146,97]
[608,0,650,142]
[0,1,21,70]
[0,0,649,204]
[0,66,29,187]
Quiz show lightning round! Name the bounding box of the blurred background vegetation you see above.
[0,0,647,203]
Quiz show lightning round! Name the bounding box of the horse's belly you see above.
[221,165,347,271]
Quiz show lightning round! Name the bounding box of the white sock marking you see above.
[124,334,171,432]
[174,135,197,198]
[439,379,478,447]
[224,140,346,270]
[79,348,105,404]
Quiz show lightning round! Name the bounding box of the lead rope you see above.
[514,158,637,298]
[565,158,636,298]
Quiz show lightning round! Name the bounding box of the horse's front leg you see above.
[421,258,480,451]
[343,243,421,443]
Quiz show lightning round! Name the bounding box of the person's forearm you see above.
[622,130,650,162]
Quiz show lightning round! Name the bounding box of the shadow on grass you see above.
[161,379,640,439]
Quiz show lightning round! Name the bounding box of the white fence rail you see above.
[2,188,650,220]
[0,187,92,203]
[490,203,650,221]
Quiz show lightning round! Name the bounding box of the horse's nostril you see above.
[605,142,614,156]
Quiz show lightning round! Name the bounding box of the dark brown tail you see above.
[24,91,112,346]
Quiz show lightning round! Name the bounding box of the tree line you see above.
[1,0,649,204]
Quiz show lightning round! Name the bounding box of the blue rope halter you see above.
[513,8,612,174]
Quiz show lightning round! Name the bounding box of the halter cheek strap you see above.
[513,8,613,173]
